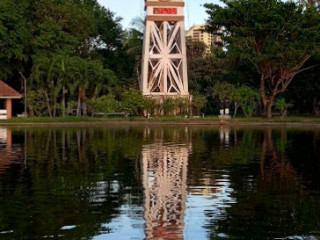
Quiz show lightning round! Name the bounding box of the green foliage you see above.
[175,97,189,115]
[234,86,260,117]
[88,95,118,114]
[121,89,146,116]
[0,0,123,117]
[275,98,293,118]
[206,0,320,68]
[27,90,48,116]
[212,82,235,108]
[186,39,207,58]
[162,98,176,116]
[187,39,226,95]
[191,93,207,116]
[144,97,157,115]
[0,0,29,80]
[205,0,320,117]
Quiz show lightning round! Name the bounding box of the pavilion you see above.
[0,80,22,120]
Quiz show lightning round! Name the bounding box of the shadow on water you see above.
[0,126,319,240]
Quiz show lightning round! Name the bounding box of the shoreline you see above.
[2,119,320,128]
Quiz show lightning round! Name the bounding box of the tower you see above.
[141,0,189,97]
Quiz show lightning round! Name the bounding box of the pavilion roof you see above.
[0,80,22,99]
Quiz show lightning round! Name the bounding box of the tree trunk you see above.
[265,99,274,118]
[52,80,57,117]
[77,92,81,117]
[82,102,87,116]
[233,102,240,117]
[313,96,320,116]
[53,95,57,117]
[62,86,66,117]
[260,75,275,118]
[44,90,52,118]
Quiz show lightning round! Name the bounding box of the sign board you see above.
[153,8,177,14]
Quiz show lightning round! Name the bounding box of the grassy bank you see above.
[0,116,219,124]
[1,116,320,125]
[231,116,320,123]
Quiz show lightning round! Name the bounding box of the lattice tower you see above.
[141,0,189,97]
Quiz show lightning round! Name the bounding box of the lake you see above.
[0,125,319,240]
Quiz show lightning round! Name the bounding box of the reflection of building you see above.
[142,141,190,239]
[0,128,23,172]
[219,127,230,146]
[0,128,12,149]
[186,24,222,53]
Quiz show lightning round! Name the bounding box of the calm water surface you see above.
[0,126,319,240]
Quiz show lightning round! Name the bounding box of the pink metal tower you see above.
[141,0,189,97]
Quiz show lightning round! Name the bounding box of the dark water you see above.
[0,126,320,240]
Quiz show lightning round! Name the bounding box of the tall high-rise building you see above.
[186,24,222,53]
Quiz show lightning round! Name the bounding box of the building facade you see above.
[0,80,22,119]
[186,24,222,53]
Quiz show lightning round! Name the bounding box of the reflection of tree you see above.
[141,128,191,240]
[286,129,320,190]
[0,127,145,240]
[260,128,297,184]
[210,128,320,240]
[187,127,260,187]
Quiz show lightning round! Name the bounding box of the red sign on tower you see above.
[153,8,177,15]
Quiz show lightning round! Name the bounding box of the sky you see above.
[98,0,219,30]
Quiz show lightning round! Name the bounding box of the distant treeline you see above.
[0,0,320,117]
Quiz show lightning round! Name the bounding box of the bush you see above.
[121,89,146,116]
[88,95,118,114]
[275,98,293,118]
[191,93,206,116]
[162,98,175,116]
[176,97,189,115]
[27,90,49,116]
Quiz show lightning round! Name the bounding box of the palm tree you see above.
[30,54,64,117]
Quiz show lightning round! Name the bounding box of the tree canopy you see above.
[205,0,320,117]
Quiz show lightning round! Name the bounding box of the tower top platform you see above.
[145,0,185,9]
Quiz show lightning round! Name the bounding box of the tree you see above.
[0,0,29,80]
[121,89,146,116]
[191,93,207,116]
[236,86,260,117]
[274,98,293,118]
[30,54,64,117]
[0,0,123,117]
[212,82,235,109]
[205,0,320,117]
[187,39,227,95]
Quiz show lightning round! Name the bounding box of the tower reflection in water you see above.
[142,128,191,240]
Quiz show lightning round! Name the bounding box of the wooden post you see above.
[5,99,12,119]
